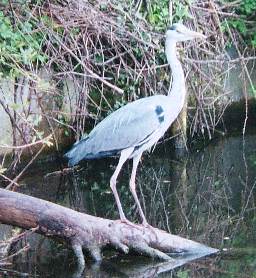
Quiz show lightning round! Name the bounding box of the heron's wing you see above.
[87,96,166,154]
[64,95,169,165]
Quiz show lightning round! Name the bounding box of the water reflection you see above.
[0,132,256,277]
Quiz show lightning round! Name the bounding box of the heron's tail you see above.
[64,138,89,167]
[65,137,120,166]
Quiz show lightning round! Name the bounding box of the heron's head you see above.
[166,23,206,42]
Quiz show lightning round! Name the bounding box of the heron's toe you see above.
[142,222,152,229]
[117,218,142,229]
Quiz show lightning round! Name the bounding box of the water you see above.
[1,131,256,277]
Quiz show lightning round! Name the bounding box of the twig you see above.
[0,135,52,150]
[48,30,124,95]
[5,144,46,190]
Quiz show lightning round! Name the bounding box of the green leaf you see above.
[0,23,13,39]
[9,102,21,111]
[0,166,7,175]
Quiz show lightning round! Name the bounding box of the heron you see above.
[65,23,205,226]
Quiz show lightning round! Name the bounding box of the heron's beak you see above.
[186,30,206,40]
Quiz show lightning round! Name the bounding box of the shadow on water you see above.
[1,130,256,277]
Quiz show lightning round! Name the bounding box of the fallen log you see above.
[0,188,218,269]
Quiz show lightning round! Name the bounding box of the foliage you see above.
[223,0,256,47]
[145,0,193,30]
[146,0,169,30]
[176,270,190,278]
[0,10,47,78]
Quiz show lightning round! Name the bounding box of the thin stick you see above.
[5,144,46,190]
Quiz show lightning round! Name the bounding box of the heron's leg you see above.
[110,147,134,222]
[130,154,148,226]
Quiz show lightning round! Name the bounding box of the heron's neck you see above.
[165,39,186,106]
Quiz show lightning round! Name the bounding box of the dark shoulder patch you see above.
[158,115,164,123]
[155,105,165,123]
[155,105,164,115]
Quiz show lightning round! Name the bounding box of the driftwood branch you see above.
[0,188,218,270]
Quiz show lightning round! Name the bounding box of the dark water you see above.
[1,131,256,277]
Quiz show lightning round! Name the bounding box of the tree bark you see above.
[0,188,218,269]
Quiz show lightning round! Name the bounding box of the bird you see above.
[65,23,206,226]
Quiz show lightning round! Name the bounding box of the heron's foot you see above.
[142,222,156,232]
[141,219,150,227]
[116,218,142,230]
[141,220,158,234]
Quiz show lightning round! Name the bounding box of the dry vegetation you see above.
[0,0,255,182]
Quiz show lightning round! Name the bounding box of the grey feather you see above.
[65,95,170,166]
